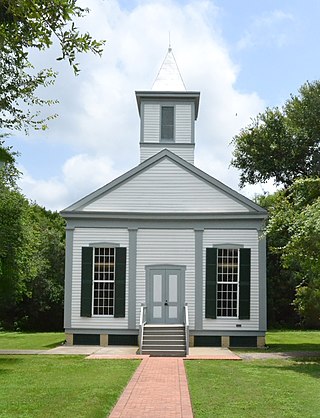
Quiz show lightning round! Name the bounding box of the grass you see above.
[0,332,65,349]
[0,355,139,418]
[186,358,320,418]
[266,330,320,352]
[1,330,320,351]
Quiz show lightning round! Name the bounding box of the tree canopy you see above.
[262,178,320,327]
[231,80,320,188]
[232,79,320,328]
[0,152,65,331]
[0,0,104,134]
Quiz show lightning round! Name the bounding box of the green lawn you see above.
[266,330,320,351]
[1,330,320,351]
[186,358,320,418]
[0,355,139,418]
[0,332,65,349]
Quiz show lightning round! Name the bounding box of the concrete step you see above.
[141,324,186,357]
[143,342,185,347]
[143,329,185,335]
[144,324,184,327]
[143,346,185,352]
[144,336,185,341]
[144,332,184,336]
[142,348,186,357]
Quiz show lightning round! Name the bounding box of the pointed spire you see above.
[152,47,186,92]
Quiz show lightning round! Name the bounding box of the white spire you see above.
[151,47,186,91]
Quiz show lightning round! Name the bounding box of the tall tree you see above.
[0,0,104,133]
[257,193,299,327]
[258,178,320,328]
[0,147,65,331]
[232,80,320,327]
[231,80,320,188]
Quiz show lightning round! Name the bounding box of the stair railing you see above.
[184,303,189,355]
[138,304,147,354]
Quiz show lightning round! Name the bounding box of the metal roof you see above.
[151,47,186,91]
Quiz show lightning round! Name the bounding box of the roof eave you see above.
[61,210,268,221]
[135,91,200,119]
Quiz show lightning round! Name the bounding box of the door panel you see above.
[147,267,184,324]
[153,274,162,302]
[165,270,180,323]
[148,270,165,323]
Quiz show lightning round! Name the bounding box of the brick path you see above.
[109,357,193,418]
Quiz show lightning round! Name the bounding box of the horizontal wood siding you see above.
[202,229,259,331]
[71,228,129,329]
[140,145,194,164]
[136,229,195,329]
[143,104,160,143]
[175,104,192,143]
[83,159,249,213]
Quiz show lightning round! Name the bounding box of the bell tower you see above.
[135,47,200,164]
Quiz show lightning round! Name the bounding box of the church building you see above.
[61,48,267,354]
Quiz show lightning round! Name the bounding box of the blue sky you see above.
[6,0,320,210]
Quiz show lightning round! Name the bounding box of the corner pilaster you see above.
[128,228,138,329]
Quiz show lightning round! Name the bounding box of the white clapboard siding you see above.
[175,104,192,143]
[143,104,160,142]
[71,228,129,329]
[140,145,194,164]
[83,158,249,213]
[143,103,192,144]
[136,229,195,329]
[202,229,259,331]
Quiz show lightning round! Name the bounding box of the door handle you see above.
[164,301,168,306]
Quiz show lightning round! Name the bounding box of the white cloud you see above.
[17,0,267,210]
[19,154,121,211]
[237,9,295,50]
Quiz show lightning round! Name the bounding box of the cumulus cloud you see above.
[17,0,268,210]
[19,154,121,211]
[237,10,295,50]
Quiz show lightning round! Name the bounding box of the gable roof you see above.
[61,149,267,216]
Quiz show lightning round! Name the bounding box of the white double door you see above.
[147,267,184,324]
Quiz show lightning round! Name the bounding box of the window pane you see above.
[161,106,174,140]
[93,247,115,316]
[217,249,239,318]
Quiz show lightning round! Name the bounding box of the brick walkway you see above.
[109,357,193,418]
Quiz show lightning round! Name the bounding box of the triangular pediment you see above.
[62,150,266,216]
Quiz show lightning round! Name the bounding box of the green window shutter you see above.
[81,247,93,317]
[114,247,127,318]
[205,248,217,319]
[239,248,251,319]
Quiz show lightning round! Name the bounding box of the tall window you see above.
[217,249,239,317]
[93,248,115,315]
[161,106,174,141]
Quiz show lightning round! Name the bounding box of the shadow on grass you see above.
[267,343,320,352]
[235,343,320,353]
[258,357,320,380]
[43,340,65,349]
[0,357,24,375]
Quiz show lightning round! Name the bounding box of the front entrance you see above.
[146,265,185,324]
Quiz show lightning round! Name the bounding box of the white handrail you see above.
[184,303,189,355]
[138,304,147,354]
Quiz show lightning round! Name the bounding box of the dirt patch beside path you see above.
[239,351,320,360]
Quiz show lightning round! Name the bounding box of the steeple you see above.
[152,47,186,92]
[136,47,200,165]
